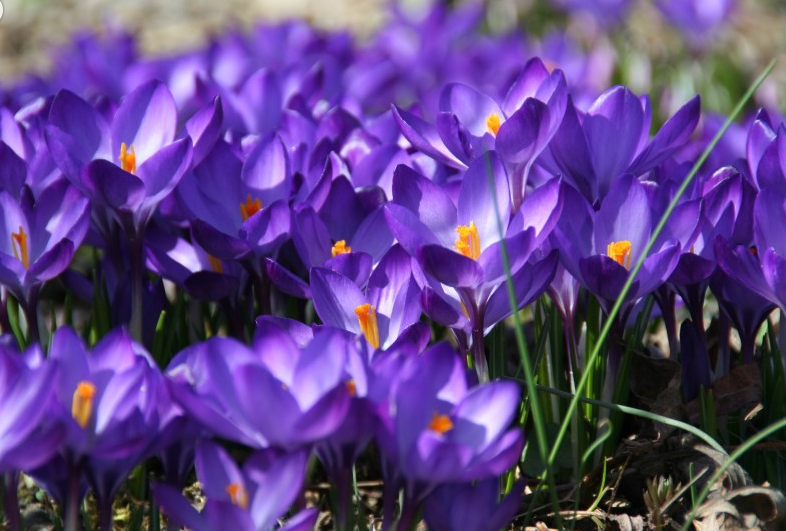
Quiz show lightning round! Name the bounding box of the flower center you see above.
[331,240,352,258]
[354,303,380,349]
[119,142,137,174]
[11,225,29,269]
[428,412,454,434]
[455,222,481,260]
[207,253,223,273]
[226,482,249,509]
[71,381,96,429]
[486,112,501,136]
[606,240,632,269]
[239,194,263,222]
[346,379,357,397]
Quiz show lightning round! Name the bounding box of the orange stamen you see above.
[225,483,249,509]
[331,240,352,258]
[207,253,223,273]
[119,142,137,174]
[428,412,454,434]
[11,225,29,269]
[346,379,357,397]
[354,303,380,349]
[486,113,501,136]
[71,381,96,429]
[455,222,481,260]
[606,240,632,269]
[239,194,263,222]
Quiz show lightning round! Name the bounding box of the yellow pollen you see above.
[346,379,357,397]
[11,226,29,269]
[226,483,249,509]
[606,240,632,269]
[71,381,96,429]
[207,253,223,273]
[486,112,501,136]
[354,303,380,350]
[455,222,481,261]
[331,240,352,258]
[460,301,470,319]
[428,412,454,434]
[119,142,137,174]
[239,194,263,222]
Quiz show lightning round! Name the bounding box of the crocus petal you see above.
[195,440,245,501]
[264,259,311,299]
[391,105,465,169]
[185,96,224,166]
[241,133,290,204]
[754,188,786,258]
[457,150,510,250]
[0,141,27,196]
[418,244,484,288]
[502,57,550,116]
[421,287,470,330]
[240,199,291,256]
[28,239,74,281]
[46,89,111,182]
[584,86,645,195]
[111,80,177,162]
[484,250,558,329]
[628,95,701,175]
[310,267,366,333]
[326,252,373,287]
[495,99,550,164]
[82,159,145,212]
[136,137,193,207]
[761,248,786,311]
[392,164,457,242]
[246,449,309,531]
[439,83,503,138]
[384,203,441,256]
[191,219,251,260]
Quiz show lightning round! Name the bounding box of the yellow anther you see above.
[71,381,96,429]
[119,142,137,174]
[331,240,352,258]
[11,225,29,269]
[239,194,263,222]
[207,253,223,274]
[606,240,632,269]
[354,303,380,350]
[428,412,454,434]
[486,112,501,136]
[455,221,481,261]
[225,483,249,509]
[346,379,357,397]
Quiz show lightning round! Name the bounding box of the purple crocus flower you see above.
[0,336,64,474]
[386,155,560,381]
[376,342,523,530]
[166,326,351,450]
[80,79,193,236]
[154,441,316,531]
[554,174,684,321]
[423,478,523,531]
[545,87,700,203]
[310,244,424,351]
[0,182,89,342]
[656,0,736,50]
[32,327,169,531]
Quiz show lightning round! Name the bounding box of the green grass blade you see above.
[483,154,563,524]
[537,385,727,454]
